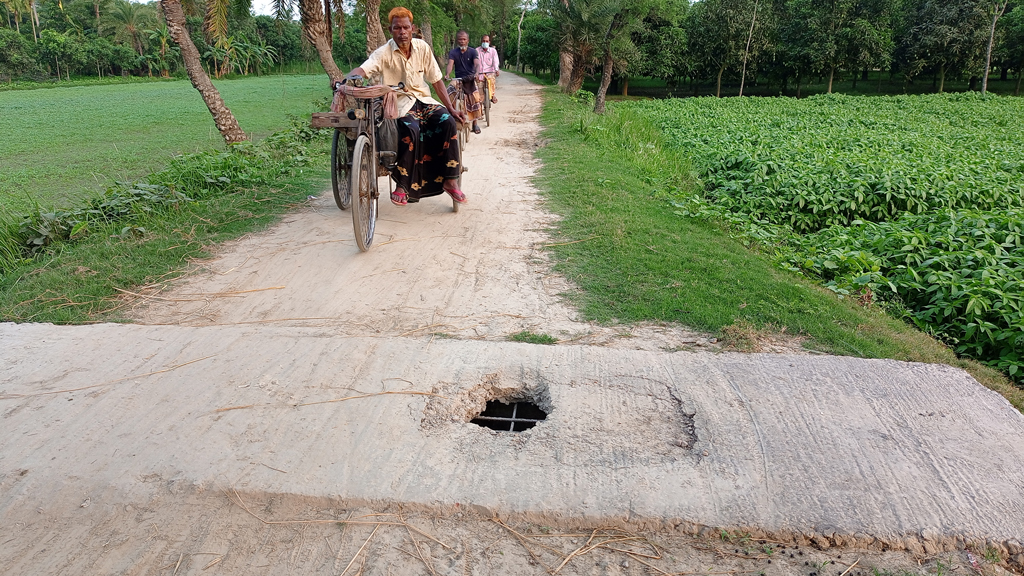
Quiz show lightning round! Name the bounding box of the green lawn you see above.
[0,74,327,213]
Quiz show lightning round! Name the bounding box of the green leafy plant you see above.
[641,93,1024,383]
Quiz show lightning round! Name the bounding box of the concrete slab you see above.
[2,322,1022,555]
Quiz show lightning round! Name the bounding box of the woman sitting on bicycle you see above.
[345,7,468,206]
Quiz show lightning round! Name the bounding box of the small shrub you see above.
[508,330,558,345]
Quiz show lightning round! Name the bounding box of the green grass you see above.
[0,74,183,92]
[0,74,327,213]
[532,86,1022,411]
[0,168,327,323]
[508,330,558,345]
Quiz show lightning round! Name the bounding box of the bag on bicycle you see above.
[377,118,399,156]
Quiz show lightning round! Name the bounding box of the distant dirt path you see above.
[131,74,712,351]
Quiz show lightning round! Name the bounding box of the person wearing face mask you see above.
[445,30,483,134]
[476,35,500,104]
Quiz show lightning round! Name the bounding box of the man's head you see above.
[456,30,469,51]
[389,7,414,47]
[481,35,490,49]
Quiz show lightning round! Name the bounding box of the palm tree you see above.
[296,0,343,81]
[1,0,25,34]
[160,0,247,143]
[104,0,155,55]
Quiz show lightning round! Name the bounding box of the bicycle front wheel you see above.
[350,134,377,252]
[331,129,352,210]
[483,83,491,127]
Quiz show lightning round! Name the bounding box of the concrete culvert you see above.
[471,399,548,432]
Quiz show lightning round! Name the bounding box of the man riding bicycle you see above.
[477,34,500,104]
[445,30,483,134]
[344,7,468,206]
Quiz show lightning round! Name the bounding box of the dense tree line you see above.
[501,0,1024,111]
[0,0,337,81]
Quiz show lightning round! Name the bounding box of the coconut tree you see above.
[160,0,247,143]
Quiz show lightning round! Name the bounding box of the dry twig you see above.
[340,524,379,576]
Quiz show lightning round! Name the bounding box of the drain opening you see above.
[471,400,547,432]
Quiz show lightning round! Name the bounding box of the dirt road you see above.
[2,74,1024,576]
[131,74,712,351]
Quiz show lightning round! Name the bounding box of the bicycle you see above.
[312,78,464,252]
[480,74,492,127]
[448,76,473,148]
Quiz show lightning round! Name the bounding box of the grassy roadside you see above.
[0,124,330,323]
[0,74,325,212]
[531,85,1023,412]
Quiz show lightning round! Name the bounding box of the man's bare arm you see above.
[433,79,465,124]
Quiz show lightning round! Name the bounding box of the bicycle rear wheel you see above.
[331,129,352,210]
[350,134,377,252]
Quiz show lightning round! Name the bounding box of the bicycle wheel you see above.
[350,134,377,252]
[483,83,491,127]
[331,129,351,210]
[455,91,470,146]
[452,134,463,213]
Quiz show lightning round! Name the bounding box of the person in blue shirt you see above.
[445,30,483,134]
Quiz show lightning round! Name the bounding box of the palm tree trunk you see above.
[29,3,37,41]
[567,51,586,93]
[322,0,333,50]
[298,0,343,81]
[364,0,386,53]
[557,50,573,90]
[161,0,247,144]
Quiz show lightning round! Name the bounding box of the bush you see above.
[0,29,40,81]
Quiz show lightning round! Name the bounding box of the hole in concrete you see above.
[471,400,548,432]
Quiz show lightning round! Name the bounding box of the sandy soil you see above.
[2,74,1021,576]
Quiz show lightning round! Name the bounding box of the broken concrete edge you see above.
[227,490,1024,572]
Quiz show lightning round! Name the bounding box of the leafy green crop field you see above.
[633,93,1024,381]
[0,74,326,213]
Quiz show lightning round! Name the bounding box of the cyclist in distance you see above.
[344,7,468,206]
[477,34,500,104]
[445,30,483,134]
